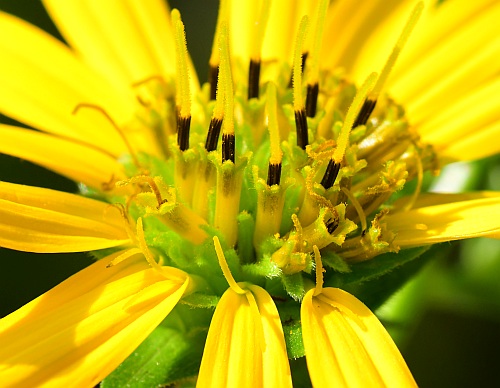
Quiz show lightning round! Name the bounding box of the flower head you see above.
[0,0,499,386]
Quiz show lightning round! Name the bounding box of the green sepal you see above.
[180,293,220,308]
[282,272,305,301]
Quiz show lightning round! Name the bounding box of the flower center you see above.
[89,2,438,303]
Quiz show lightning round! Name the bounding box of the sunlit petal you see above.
[386,194,500,247]
[0,125,125,190]
[301,287,416,387]
[0,181,130,252]
[0,250,189,387]
[43,0,199,92]
[0,10,135,156]
[197,284,292,387]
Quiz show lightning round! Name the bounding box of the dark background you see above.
[0,1,499,387]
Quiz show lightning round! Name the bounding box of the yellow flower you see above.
[0,0,499,387]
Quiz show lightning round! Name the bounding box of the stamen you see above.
[320,73,376,188]
[214,25,244,246]
[332,72,377,164]
[294,109,308,149]
[177,116,191,151]
[206,52,226,152]
[109,203,138,245]
[305,83,319,118]
[353,3,423,128]
[320,159,341,190]
[305,0,328,118]
[324,216,339,234]
[312,245,324,296]
[352,97,377,128]
[247,0,271,100]
[72,103,140,168]
[266,82,283,186]
[267,163,282,187]
[127,175,167,207]
[222,133,235,163]
[219,22,235,164]
[292,16,309,149]
[248,59,261,100]
[209,64,219,101]
[341,187,367,234]
[106,248,142,268]
[288,52,308,89]
[213,236,246,294]
[136,217,164,272]
[208,0,228,100]
[205,118,223,152]
[172,9,191,151]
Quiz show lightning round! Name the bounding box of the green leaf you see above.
[326,245,435,309]
[102,306,211,387]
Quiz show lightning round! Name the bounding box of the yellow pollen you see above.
[333,72,377,164]
[129,175,166,208]
[250,0,272,61]
[171,9,191,118]
[209,0,228,68]
[292,16,309,111]
[313,245,324,296]
[370,1,424,99]
[308,0,329,86]
[213,236,246,294]
[266,82,282,166]
[219,22,234,137]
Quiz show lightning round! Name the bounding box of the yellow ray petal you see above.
[197,284,292,387]
[389,4,500,121]
[414,77,500,162]
[439,120,500,162]
[43,0,154,86]
[262,0,308,64]
[0,125,125,190]
[301,287,416,387]
[0,182,130,253]
[228,0,256,63]
[347,0,424,85]
[44,0,199,92]
[401,37,499,125]
[321,0,413,75]
[0,250,189,387]
[385,194,500,247]
[417,77,500,138]
[127,0,200,90]
[395,191,500,210]
[389,0,496,82]
[0,11,135,156]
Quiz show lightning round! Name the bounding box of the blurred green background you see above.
[0,1,499,387]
